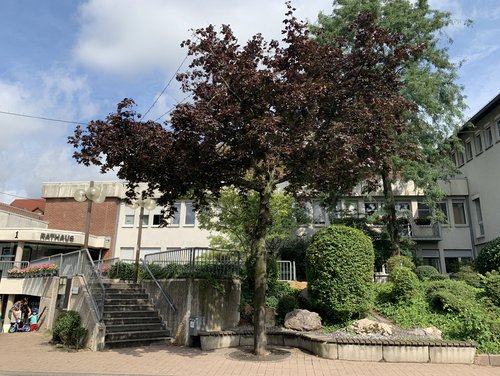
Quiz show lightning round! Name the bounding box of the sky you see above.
[0,0,499,203]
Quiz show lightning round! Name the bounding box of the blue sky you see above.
[0,0,499,202]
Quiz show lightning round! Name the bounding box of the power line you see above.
[0,110,82,125]
[142,53,190,121]
[0,191,34,200]
[154,93,192,122]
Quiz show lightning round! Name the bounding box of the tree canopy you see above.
[311,0,467,255]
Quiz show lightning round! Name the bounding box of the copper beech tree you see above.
[70,7,421,355]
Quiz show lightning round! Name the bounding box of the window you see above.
[485,126,493,148]
[473,198,484,236]
[395,202,411,217]
[184,203,196,225]
[451,151,457,167]
[452,201,466,225]
[456,149,465,166]
[445,257,460,274]
[422,258,441,273]
[152,214,163,226]
[417,203,431,219]
[464,139,473,161]
[364,202,379,217]
[497,119,500,140]
[474,133,483,155]
[142,214,149,226]
[313,202,326,225]
[170,203,181,225]
[124,214,135,226]
[437,202,449,223]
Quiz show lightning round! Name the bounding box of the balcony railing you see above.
[399,222,441,240]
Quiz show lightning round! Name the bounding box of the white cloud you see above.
[0,69,115,202]
[73,0,331,76]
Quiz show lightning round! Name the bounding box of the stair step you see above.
[104,298,151,305]
[104,317,162,326]
[105,288,145,295]
[104,304,155,312]
[106,329,170,342]
[103,283,141,289]
[105,293,149,300]
[105,323,165,333]
[103,310,159,319]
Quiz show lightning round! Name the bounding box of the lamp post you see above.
[73,181,106,250]
[128,197,157,283]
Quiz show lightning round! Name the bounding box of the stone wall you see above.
[142,278,241,346]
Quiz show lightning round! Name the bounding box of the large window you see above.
[465,139,473,161]
[473,198,484,236]
[485,126,493,148]
[364,202,380,217]
[417,203,431,219]
[170,203,181,225]
[456,149,465,166]
[313,202,326,225]
[437,202,449,223]
[474,133,483,155]
[452,201,466,225]
[184,203,196,225]
[152,214,163,226]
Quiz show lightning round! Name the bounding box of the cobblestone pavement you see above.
[0,331,497,376]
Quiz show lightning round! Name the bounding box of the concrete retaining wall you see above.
[142,278,241,346]
[199,331,478,365]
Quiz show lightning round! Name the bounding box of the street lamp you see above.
[73,181,106,250]
[127,197,157,283]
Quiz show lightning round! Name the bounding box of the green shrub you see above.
[476,237,500,274]
[387,255,414,274]
[306,225,374,322]
[52,311,87,349]
[390,266,420,302]
[451,265,484,288]
[108,262,136,280]
[484,271,500,306]
[276,292,300,324]
[415,265,440,281]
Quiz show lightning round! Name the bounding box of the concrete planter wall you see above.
[199,330,477,365]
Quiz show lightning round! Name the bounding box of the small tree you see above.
[307,225,374,321]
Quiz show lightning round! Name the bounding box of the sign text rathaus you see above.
[40,233,75,243]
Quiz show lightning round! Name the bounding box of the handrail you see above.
[141,258,176,312]
[30,249,105,321]
[79,249,106,321]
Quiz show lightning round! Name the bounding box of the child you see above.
[29,308,39,332]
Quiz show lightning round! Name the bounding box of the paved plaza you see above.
[0,331,497,376]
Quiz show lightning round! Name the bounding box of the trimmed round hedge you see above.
[415,265,440,281]
[306,225,374,322]
[476,237,500,274]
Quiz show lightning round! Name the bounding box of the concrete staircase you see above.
[102,281,170,348]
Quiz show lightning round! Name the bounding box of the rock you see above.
[351,318,393,336]
[284,309,322,331]
[423,326,442,339]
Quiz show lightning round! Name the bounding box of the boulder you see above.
[284,309,322,331]
[423,326,442,339]
[351,318,393,336]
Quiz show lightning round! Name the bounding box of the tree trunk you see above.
[253,184,273,356]
[381,171,401,256]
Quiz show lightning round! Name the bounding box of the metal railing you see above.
[0,261,30,278]
[31,249,105,321]
[141,258,176,312]
[277,260,296,281]
[144,247,241,278]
